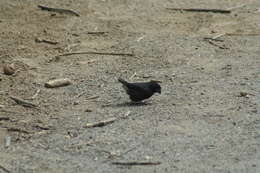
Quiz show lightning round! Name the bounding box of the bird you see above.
[118,78,161,102]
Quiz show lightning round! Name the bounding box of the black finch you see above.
[118,78,161,102]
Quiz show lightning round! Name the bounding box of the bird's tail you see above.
[118,78,128,85]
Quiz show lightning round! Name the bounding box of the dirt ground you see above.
[0,0,259,172]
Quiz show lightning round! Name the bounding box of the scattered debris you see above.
[166,8,231,14]
[35,37,58,45]
[56,51,134,58]
[10,96,37,108]
[38,5,80,17]
[112,161,161,166]
[45,78,72,88]
[3,64,15,75]
[5,136,11,147]
[84,117,117,128]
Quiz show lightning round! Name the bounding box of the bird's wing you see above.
[125,82,147,92]
[126,83,153,101]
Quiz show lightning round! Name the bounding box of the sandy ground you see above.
[0,0,260,172]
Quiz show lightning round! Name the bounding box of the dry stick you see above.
[227,4,247,10]
[166,8,231,13]
[31,89,41,99]
[130,72,137,80]
[56,51,134,57]
[86,31,108,35]
[84,117,117,128]
[204,33,226,41]
[112,161,161,166]
[35,38,58,45]
[38,5,80,17]
[204,32,260,41]
[34,124,51,130]
[86,95,99,100]
[206,40,228,49]
[0,165,11,173]
[212,33,226,40]
[226,33,260,36]
[10,96,37,108]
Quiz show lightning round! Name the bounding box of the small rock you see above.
[5,136,11,147]
[3,64,15,75]
[45,78,72,88]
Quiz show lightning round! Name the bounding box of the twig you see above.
[0,165,11,173]
[7,127,30,134]
[204,33,226,41]
[56,51,134,57]
[10,96,37,108]
[86,95,99,100]
[121,146,138,156]
[212,33,226,40]
[86,31,108,35]
[84,117,117,128]
[166,8,231,14]
[226,33,260,36]
[33,124,51,130]
[112,161,161,166]
[31,89,41,99]
[206,40,228,49]
[204,32,260,41]
[227,4,246,10]
[38,5,80,17]
[130,72,137,80]
[35,38,58,45]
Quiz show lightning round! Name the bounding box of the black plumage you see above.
[118,78,161,102]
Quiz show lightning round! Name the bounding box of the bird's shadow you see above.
[103,101,152,108]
